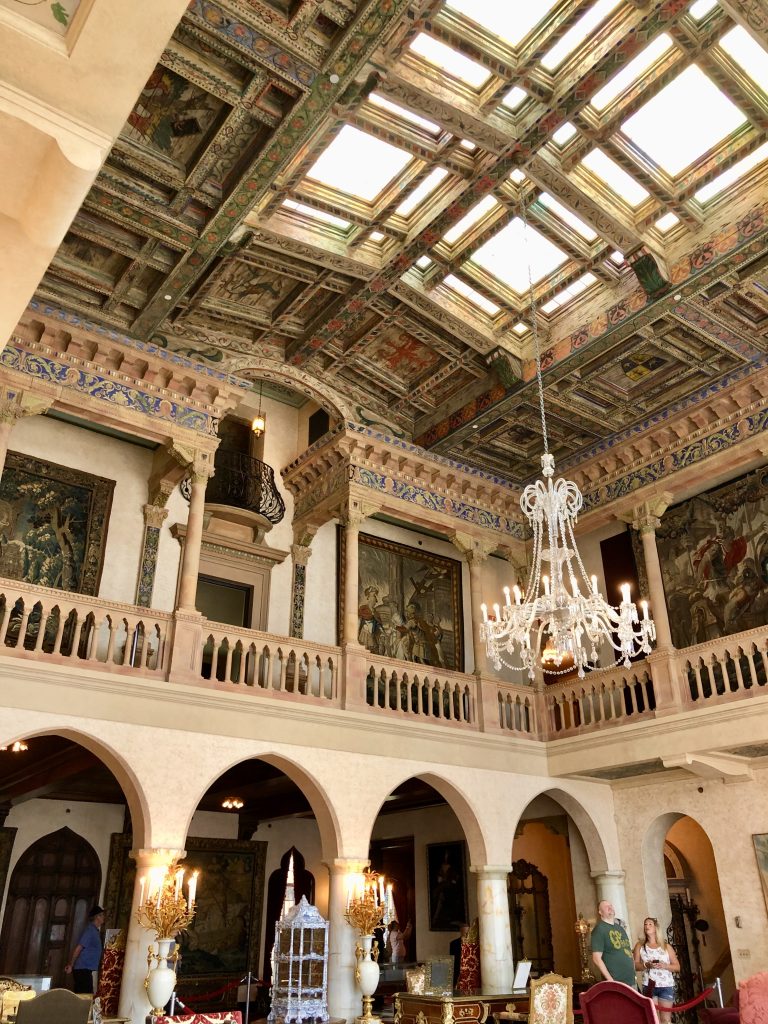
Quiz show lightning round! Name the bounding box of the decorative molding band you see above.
[290,561,307,639]
[136,524,162,608]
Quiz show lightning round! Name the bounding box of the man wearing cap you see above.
[64,905,105,994]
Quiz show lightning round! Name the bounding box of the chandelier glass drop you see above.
[480,202,655,681]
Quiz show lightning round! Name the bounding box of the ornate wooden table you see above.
[394,990,530,1024]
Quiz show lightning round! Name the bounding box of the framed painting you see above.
[338,530,464,671]
[103,833,267,978]
[0,451,114,595]
[753,834,768,915]
[633,467,768,649]
[427,841,468,932]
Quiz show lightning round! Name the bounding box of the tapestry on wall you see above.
[338,529,464,671]
[104,833,267,978]
[634,468,768,649]
[753,834,768,916]
[0,452,114,595]
[426,841,468,932]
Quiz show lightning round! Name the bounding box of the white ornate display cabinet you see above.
[268,896,330,1024]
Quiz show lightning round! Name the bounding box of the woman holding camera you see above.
[633,917,680,1024]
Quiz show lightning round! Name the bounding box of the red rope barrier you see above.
[671,985,715,1011]
[176,976,245,1008]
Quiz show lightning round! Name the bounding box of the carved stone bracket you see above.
[0,387,56,425]
[619,492,674,534]
[451,530,497,563]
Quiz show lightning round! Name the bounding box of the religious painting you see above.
[635,468,768,649]
[125,67,225,169]
[753,834,768,916]
[426,841,468,932]
[364,328,441,386]
[0,452,114,595]
[338,530,464,671]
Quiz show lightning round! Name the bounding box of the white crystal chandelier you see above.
[480,204,655,680]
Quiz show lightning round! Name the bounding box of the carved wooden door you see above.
[0,827,101,985]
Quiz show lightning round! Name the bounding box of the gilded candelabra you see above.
[575,914,592,983]
[345,870,394,1024]
[136,862,199,1015]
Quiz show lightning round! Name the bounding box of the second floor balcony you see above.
[204,450,286,525]
[1,574,767,775]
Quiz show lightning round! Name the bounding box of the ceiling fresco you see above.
[32,0,768,481]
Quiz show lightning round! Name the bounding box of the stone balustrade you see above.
[0,577,171,675]
[1,575,767,742]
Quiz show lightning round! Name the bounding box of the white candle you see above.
[591,574,598,595]
[543,575,550,596]
[642,600,649,620]
[175,868,183,899]
[621,583,630,603]
[139,876,145,908]
[481,603,488,622]
[513,585,521,605]
[493,603,500,621]
[188,870,198,908]
[156,871,164,910]
[503,586,511,607]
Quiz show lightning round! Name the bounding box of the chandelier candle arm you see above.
[479,201,656,680]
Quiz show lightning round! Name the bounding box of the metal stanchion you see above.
[240,970,255,1024]
[714,977,724,1008]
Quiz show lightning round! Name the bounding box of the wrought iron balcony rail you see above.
[207,450,286,524]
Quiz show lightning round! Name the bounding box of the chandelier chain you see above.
[521,195,549,456]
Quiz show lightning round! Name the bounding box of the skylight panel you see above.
[417,255,433,268]
[471,217,568,293]
[541,0,622,71]
[539,193,597,240]
[502,87,527,111]
[581,149,650,206]
[689,0,718,19]
[443,194,499,243]
[513,322,529,335]
[694,140,768,201]
[306,125,411,201]
[460,139,477,151]
[510,169,527,184]
[654,212,679,232]
[719,27,768,95]
[370,231,385,241]
[282,200,350,228]
[552,122,577,146]
[395,167,449,216]
[369,93,441,134]
[541,272,598,312]
[610,250,625,265]
[409,33,492,88]
[444,274,500,314]
[590,34,674,111]
[622,66,745,176]
[444,0,560,46]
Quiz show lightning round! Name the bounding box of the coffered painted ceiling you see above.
[34,0,768,481]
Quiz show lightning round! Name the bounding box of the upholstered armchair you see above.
[498,973,573,1024]
[579,981,660,1024]
[15,989,90,1024]
[153,1013,244,1024]
[0,989,35,1021]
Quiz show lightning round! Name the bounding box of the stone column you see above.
[591,869,631,939]
[118,847,186,1024]
[452,533,497,674]
[326,857,368,1023]
[135,498,170,608]
[177,456,214,612]
[630,498,674,650]
[290,526,317,639]
[473,865,514,994]
[0,389,54,480]
[340,508,367,647]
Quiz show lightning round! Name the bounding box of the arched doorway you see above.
[173,755,333,1016]
[510,791,606,980]
[643,813,733,1015]
[0,828,100,982]
[0,732,140,991]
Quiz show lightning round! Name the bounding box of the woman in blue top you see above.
[64,905,105,994]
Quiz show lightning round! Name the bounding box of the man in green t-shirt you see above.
[590,900,637,987]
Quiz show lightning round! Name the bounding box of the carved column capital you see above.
[451,530,496,564]
[143,503,170,529]
[619,492,674,534]
[0,389,54,424]
[291,543,314,566]
[167,441,216,483]
[338,498,381,529]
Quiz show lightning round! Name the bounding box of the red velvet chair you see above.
[579,982,659,1024]
[699,989,739,1024]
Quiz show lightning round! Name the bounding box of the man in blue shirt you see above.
[64,905,105,994]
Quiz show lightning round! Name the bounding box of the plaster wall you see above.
[0,797,125,924]
[613,770,768,984]
[9,415,185,610]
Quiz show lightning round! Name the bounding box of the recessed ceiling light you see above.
[164,294,173,300]
[471,424,479,429]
